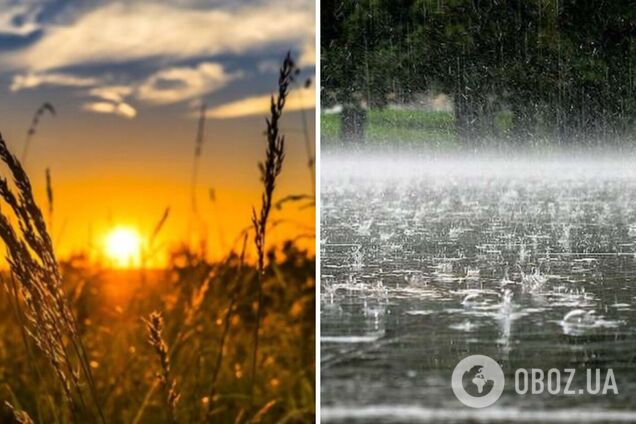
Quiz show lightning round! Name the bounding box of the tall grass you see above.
[5,402,35,424]
[206,234,247,416]
[141,207,170,272]
[0,133,104,422]
[45,168,53,235]
[144,311,180,424]
[21,103,55,166]
[189,103,207,234]
[250,52,295,401]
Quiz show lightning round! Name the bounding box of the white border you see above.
[314,0,321,420]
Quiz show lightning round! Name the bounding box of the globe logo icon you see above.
[452,355,505,408]
[463,365,495,396]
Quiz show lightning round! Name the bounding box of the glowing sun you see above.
[104,227,142,267]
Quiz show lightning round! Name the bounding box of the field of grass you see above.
[0,55,315,424]
[321,109,514,147]
[0,246,314,423]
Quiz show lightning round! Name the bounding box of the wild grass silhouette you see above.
[250,52,294,402]
[22,102,55,167]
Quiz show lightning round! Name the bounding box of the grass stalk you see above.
[144,311,180,424]
[45,168,53,232]
[21,103,55,166]
[6,401,36,424]
[189,103,207,244]
[0,132,104,423]
[206,234,248,415]
[249,52,295,403]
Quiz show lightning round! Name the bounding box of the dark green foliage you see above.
[322,0,636,144]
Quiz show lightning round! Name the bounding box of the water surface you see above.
[321,154,636,422]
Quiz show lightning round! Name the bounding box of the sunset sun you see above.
[104,227,142,268]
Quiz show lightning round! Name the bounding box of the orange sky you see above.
[0,105,315,267]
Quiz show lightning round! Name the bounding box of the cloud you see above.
[9,71,138,119]
[0,2,43,36]
[88,85,133,103]
[10,72,99,91]
[9,61,238,117]
[298,38,316,68]
[81,61,235,117]
[5,1,314,71]
[2,1,315,120]
[257,60,281,74]
[2,1,315,121]
[137,62,236,105]
[82,101,137,119]
[84,84,137,118]
[206,85,315,119]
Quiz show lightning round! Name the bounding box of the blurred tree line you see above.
[321,0,636,144]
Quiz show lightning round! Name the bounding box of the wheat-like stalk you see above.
[141,207,170,272]
[190,103,207,217]
[206,234,248,416]
[45,167,53,232]
[5,402,36,424]
[0,133,104,423]
[22,102,55,166]
[144,311,180,424]
[150,207,170,246]
[249,52,295,401]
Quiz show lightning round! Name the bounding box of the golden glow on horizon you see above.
[104,227,142,268]
[12,104,316,267]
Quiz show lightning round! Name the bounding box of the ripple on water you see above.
[321,156,636,412]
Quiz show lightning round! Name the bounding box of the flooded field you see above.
[321,153,636,423]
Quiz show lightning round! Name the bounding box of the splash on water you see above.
[322,153,636,413]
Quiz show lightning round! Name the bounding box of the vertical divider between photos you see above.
[314,0,322,419]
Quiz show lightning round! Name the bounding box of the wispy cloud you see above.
[83,85,137,118]
[1,1,315,120]
[207,85,315,119]
[11,61,236,117]
[10,72,138,119]
[0,2,43,36]
[4,1,314,71]
[88,86,133,103]
[138,62,237,105]
[10,72,99,91]
[82,101,137,119]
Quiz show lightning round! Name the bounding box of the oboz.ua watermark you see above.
[452,355,619,408]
